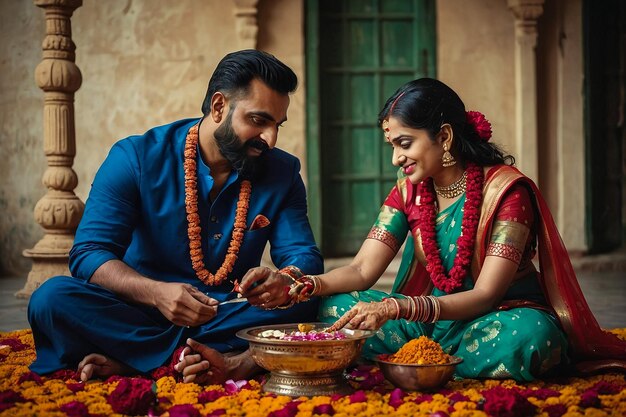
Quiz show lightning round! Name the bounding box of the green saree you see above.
[319,192,567,381]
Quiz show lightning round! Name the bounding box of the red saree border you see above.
[397,164,626,368]
[394,177,432,296]
[477,165,626,365]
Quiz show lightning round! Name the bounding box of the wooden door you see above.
[306,0,436,256]
[583,0,625,253]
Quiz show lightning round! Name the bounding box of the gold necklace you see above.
[433,170,467,199]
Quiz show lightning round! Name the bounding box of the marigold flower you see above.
[106,377,155,415]
[3,330,626,417]
[183,124,252,287]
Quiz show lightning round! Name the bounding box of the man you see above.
[28,50,323,383]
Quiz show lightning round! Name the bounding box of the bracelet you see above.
[426,295,441,323]
[275,267,325,307]
[400,296,408,320]
[409,296,417,321]
[401,295,441,323]
[278,265,304,280]
[415,296,426,322]
[273,266,304,309]
[281,274,319,305]
[293,276,315,302]
[310,275,322,296]
[383,297,401,320]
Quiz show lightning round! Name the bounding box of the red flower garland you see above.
[418,163,484,293]
[184,124,251,286]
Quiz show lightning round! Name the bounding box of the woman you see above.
[232,78,625,382]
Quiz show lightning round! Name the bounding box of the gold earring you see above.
[442,144,456,167]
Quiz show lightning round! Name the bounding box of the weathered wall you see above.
[536,0,585,251]
[258,0,306,164]
[438,0,586,252]
[437,0,516,166]
[0,0,307,275]
[0,0,589,276]
[0,0,47,274]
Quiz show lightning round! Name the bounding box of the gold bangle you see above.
[310,275,322,296]
[387,297,400,320]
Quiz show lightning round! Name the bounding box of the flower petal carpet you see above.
[1,329,625,417]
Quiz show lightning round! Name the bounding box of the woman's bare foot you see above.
[77,353,132,382]
[175,338,262,384]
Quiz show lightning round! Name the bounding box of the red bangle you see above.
[278,265,304,280]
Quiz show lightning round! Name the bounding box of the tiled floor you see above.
[0,275,30,333]
[1,262,624,333]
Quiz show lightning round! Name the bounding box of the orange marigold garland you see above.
[184,124,251,286]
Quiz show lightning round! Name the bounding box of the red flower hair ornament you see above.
[466,110,492,142]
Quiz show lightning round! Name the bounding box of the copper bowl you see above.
[236,322,374,396]
[374,355,463,391]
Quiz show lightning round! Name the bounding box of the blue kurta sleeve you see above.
[268,158,323,275]
[69,140,141,280]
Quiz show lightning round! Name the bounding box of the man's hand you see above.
[174,338,226,384]
[90,260,217,326]
[239,266,293,309]
[328,300,396,331]
[152,283,218,327]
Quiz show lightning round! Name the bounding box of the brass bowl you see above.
[236,323,374,397]
[374,355,463,391]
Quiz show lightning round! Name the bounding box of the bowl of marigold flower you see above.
[374,336,463,391]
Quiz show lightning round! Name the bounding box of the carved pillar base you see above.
[19,233,75,298]
[21,0,84,298]
[18,257,71,299]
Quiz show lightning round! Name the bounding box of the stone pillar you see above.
[19,0,84,298]
[232,0,259,49]
[507,0,544,183]
[555,0,585,252]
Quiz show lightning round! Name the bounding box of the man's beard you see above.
[213,112,269,179]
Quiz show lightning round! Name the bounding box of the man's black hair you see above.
[201,49,298,115]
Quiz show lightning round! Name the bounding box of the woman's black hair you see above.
[378,78,514,166]
[201,49,298,115]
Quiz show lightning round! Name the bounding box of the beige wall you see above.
[437,0,516,158]
[0,0,47,274]
[438,0,586,252]
[0,0,306,275]
[0,0,588,276]
[536,0,586,252]
[258,0,306,165]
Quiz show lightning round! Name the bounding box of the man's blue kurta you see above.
[28,118,323,374]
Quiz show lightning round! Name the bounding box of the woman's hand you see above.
[328,300,396,331]
[239,266,293,309]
